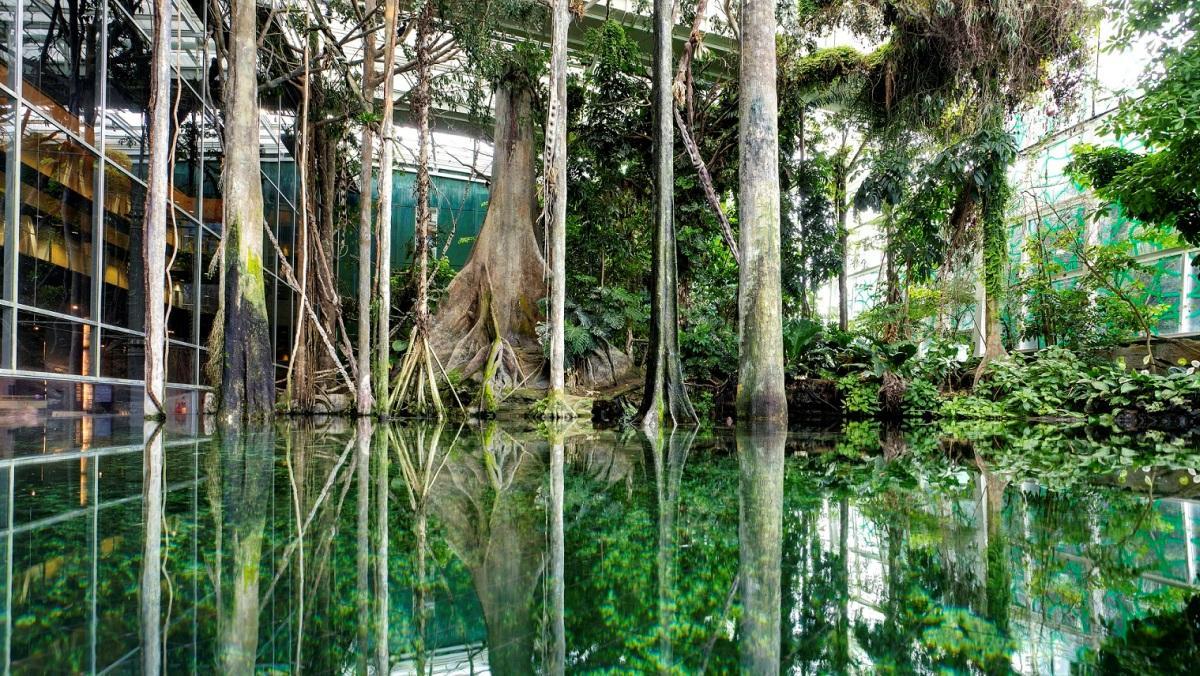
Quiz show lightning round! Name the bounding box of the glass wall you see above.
[0,0,300,414]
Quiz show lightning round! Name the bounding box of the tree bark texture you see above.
[142,0,170,416]
[640,0,698,430]
[542,0,572,417]
[219,0,274,420]
[375,0,400,410]
[356,0,378,415]
[428,81,545,408]
[735,0,786,422]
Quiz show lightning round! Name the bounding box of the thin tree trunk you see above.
[391,0,447,416]
[356,0,378,415]
[375,0,399,411]
[219,0,274,420]
[542,0,573,419]
[735,0,786,422]
[837,186,849,332]
[287,39,314,412]
[142,0,170,416]
[640,0,697,430]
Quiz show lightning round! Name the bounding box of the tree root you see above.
[391,327,462,418]
[538,389,577,421]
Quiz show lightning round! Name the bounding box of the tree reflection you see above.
[428,422,545,675]
[738,423,785,674]
[209,424,273,675]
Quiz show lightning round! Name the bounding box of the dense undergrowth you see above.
[776,318,1200,429]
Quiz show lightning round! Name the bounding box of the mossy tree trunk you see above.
[639,0,698,430]
[975,170,1010,382]
[142,0,169,417]
[218,0,273,420]
[541,0,573,419]
[735,0,786,423]
[428,79,545,412]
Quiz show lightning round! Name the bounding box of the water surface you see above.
[1,416,1197,673]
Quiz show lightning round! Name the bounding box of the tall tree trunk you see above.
[427,79,545,412]
[392,0,446,416]
[356,0,378,415]
[640,0,698,430]
[374,0,400,411]
[542,0,573,419]
[735,0,786,422]
[142,0,170,416]
[882,204,901,342]
[219,0,274,420]
[837,188,849,332]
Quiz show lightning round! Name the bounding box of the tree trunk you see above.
[542,0,573,419]
[142,0,169,416]
[428,80,545,410]
[837,187,849,332]
[975,187,1009,382]
[219,0,274,420]
[356,0,378,415]
[375,0,400,411]
[735,0,786,422]
[391,0,446,416]
[640,0,697,430]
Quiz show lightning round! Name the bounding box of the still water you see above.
[0,416,1197,674]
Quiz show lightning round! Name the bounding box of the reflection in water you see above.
[738,423,785,674]
[213,424,273,675]
[0,418,1196,673]
[429,423,546,674]
[139,423,163,676]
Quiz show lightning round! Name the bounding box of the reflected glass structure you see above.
[0,0,300,415]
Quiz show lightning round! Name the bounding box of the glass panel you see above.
[0,89,10,285]
[98,327,142,380]
[16,310,90,375]
[262,173,279,273]
[198,111,222,228]
[21,0,103,144]
[1147,254,1183,334]
[166,342,194,384]
[1187,255,1200,333]
[0,375,140,415]
[0,0,15,76]
[264,272,276,356]
[274,281,292,365]
[104,0,152,177]
[17,109,96,317]
[101,167,144,328]
[198,226,218,345]
[165,212,197,343]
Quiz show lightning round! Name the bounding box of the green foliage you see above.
[542,279,648,365]
[945,347,1200,420]
[1012,216,1167,350]
[1066,3,1200,251]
